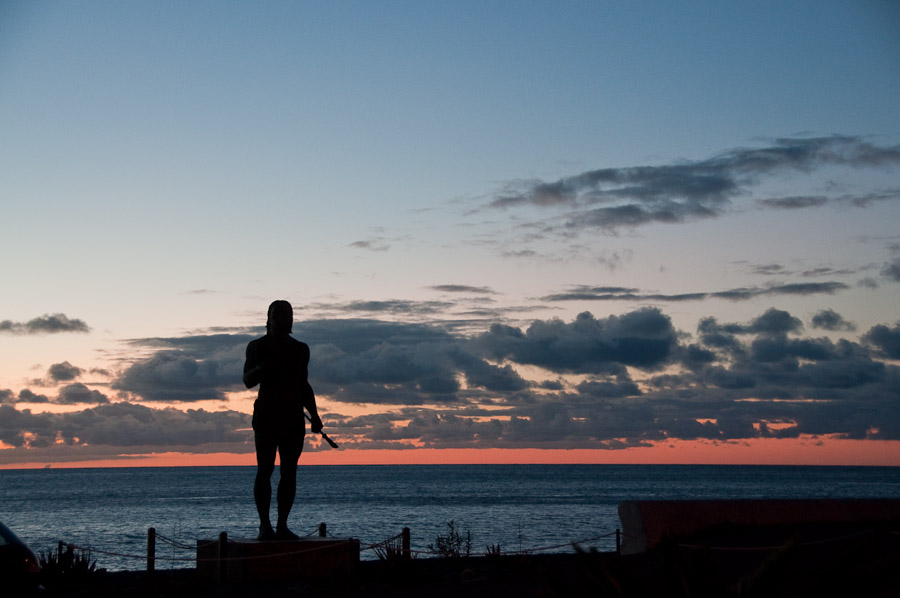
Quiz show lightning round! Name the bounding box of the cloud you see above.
[112,319,527,406]
[0,314,90,335]
[348,239,390,252]
[9,384,107,405]
[18,389,50,403]
[755,196,829,210]
[540,281,848,303]
[339,299,455,316]
[858,277,879,289]
[717,282,848,300]
[9,306,895,457]
[882,258,900,282]
[47,361,83,382]
[0,403,249,451]
[575,378,641,398]
[485,136,900,235]
[428,285,497,295]
[695,308,805,353]
[114,322,509,405]
[112,339,248,401]
[471,308,678,374]
[501,249,538,259]
[751,263,789,276]
[306,297,486,321]
[863,322,900,359]
[811,309,856,332]
[301,320,474,404]
[801,266,858,278]
[672,312,899,440]
[56,383,110,404]
[749,308,804,335]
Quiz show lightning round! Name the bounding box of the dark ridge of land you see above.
[23,531,900,598]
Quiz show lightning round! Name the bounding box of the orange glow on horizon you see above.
[3,437,900,469]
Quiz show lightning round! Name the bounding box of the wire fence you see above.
[54,524,622,571]
[51,524,900,572]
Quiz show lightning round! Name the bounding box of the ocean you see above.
[3,464,900,571]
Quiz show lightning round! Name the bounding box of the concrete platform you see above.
[618,498,900,555]
[196,535,360,582]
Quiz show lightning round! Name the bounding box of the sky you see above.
[1,1,899,468]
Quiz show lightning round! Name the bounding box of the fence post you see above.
[217,531,228,584]
[319,522,327,537]
[401,527,410,559]
[147,527,156,573]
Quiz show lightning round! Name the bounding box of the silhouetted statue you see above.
[243,300,323,541]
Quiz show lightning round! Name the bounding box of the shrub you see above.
[39,543,101,580]
[428,520,472,558]
[373,535,406,562]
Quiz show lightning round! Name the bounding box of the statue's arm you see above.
[243,342,263,388]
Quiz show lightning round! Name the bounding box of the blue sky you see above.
[1,1,899,465]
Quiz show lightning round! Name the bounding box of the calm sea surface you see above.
[2,464,900,571]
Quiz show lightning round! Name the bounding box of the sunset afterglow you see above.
[2,1,899,469]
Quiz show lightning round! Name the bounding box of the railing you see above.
[52,523,900,577]
[54,523,622,573]
[47,522,900,587]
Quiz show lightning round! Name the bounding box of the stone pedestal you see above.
[196,535,360,582]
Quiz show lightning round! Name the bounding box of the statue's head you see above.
[266,300,293,335]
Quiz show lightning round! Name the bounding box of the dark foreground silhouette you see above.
[243,300,324,542]
[31,534,900,598]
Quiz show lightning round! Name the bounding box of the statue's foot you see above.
[275,525,300,541]
[258,524,276,541]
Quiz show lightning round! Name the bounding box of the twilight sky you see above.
[2,1,899,467]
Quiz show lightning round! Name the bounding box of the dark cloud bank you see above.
[4,306,899,458]
[0,403,248,453]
